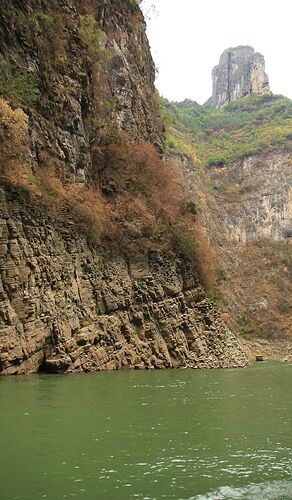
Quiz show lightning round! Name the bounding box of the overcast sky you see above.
[141,0,292,104]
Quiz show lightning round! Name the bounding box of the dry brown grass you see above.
[0,99,33,192]
[192,218,221,290]
[93,135,192,253]
[0,99,28,162]
[35,167,108,244]
[219,239,292,340]
[0,112,213,276]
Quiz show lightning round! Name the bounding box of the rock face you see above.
[0,0,248,373]
[0,0,162,181]
[173,150,292,353]
[0,188,247,374]
[208,151,292,243]
[212,46,270,108]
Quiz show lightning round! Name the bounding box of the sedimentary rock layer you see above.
[0,188,248,374]
[0,1,248,373]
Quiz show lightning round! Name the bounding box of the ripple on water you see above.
[193,479,292,499]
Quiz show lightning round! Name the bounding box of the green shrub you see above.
[162,94,292,165]
[79,15,107,57]
[237,315,259,336]
[35,12,55,34]
[0,59,39,106]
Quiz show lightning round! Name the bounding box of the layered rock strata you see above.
[0,0,248,373]
[0,188,248,374]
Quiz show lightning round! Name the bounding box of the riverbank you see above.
[243,337,292,362]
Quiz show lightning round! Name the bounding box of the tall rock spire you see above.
[211,46,270,108]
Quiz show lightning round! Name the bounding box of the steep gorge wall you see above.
[164,45,291,357]
[207,151,292,352]
[0,0,248,373]
[208,150,292,243]
[175,149,292,354]
[0,0,162,178]
[0,186,247,374]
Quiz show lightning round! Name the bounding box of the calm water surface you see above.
[0,362,291,499]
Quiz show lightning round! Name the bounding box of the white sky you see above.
[141,0,292,104]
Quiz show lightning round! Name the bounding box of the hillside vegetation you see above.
[162,94,292,165]
[162,93,292,350]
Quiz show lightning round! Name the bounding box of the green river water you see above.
[0,362,291,499]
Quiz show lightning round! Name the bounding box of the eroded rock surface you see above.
[173,149,292,350]
[208,151,292,242]
[0,0,162,181]
[0,189,248,374]
[0,1,248,373]
[212,46,270,108]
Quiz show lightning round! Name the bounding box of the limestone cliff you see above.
[0,187,247,374]
[0,1,248,374]
[170,150,292,359]
[0,0,162,178]
[208,151,292,243]
[212,46,270,108]
[162,83,292,358]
